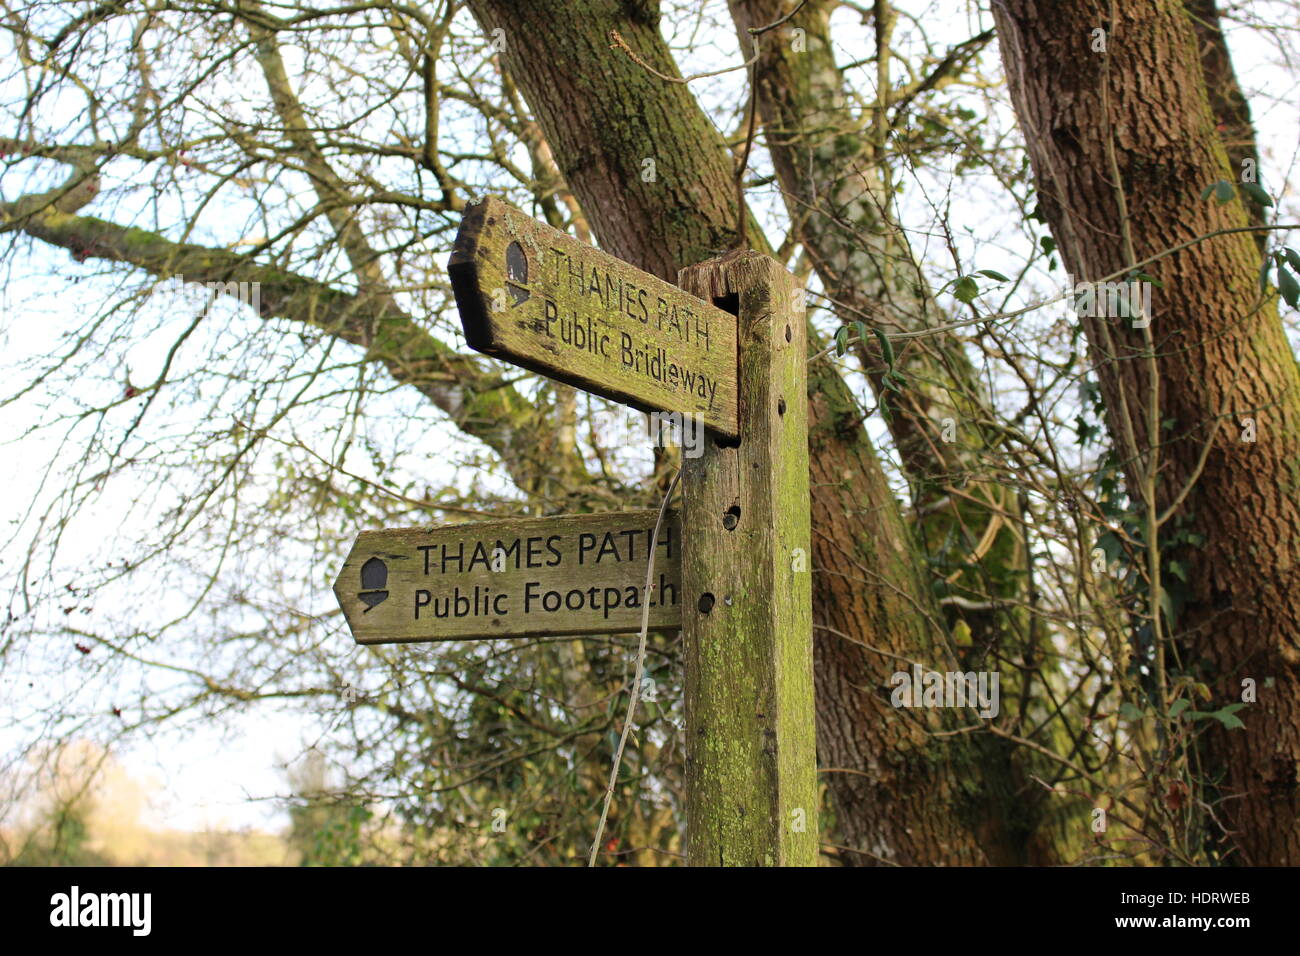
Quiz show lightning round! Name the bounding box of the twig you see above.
[748,0,808,36]
[736,38,760,248]
[609,30,760,84]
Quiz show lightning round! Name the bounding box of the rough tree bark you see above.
[992,0,1300,864]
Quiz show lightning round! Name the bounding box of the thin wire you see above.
[587,466,682,866]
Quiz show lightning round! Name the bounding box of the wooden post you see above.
[677,251,818,866]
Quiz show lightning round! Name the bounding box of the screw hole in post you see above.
[785,325,792,343]
[777,398,786,416]
[698,592,716,614]
[723,505,741,530]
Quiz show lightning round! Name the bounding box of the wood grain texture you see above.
[334,511,681,644]
[449,197,739,437]
[678,251,818,866]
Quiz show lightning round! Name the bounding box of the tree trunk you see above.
[727,0,1084,862]
[468,0,1017,863]
[992,0,1300,864]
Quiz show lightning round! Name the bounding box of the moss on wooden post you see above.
[678,251,818,866]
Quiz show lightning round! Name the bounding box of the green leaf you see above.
[1159,588,1177,628]
[1279,266,1299,308]
[854,321,869,351]
[834,325,850,356]
[1169,698,1190,718]
[1200,183,1216,201]
[976,269,1010,282]
[1096,529,1122,565]
[1215,710,1246,730]
[954,275,979,304]
[1239,182,1273,207]
[1167,559,1187,582]
[1040,235,1057,256]
[1259,257,1273,294]
[872,326,895,368]
[1119,702,1144,722]
[1214,180,1235,203]
[1285,247,1300,274]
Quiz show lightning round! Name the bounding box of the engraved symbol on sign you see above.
[359,556,389,612]
[505,241,530,307]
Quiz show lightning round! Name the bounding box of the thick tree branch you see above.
[0,192,554,492]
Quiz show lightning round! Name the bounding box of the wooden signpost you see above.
[448,196,740,438]
[334,197,817,866]
[334,512,681,644]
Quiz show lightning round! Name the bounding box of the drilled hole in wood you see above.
[698,592,716,614]
[785,324,792,343]
[778,397,786,416]
[723,505,741,530]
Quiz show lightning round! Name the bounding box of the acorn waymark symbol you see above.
[359,556,389,611]
[505,240,530,307]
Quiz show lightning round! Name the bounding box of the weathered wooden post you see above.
[677,252,818,866]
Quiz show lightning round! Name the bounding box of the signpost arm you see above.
[677,251,818,866]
